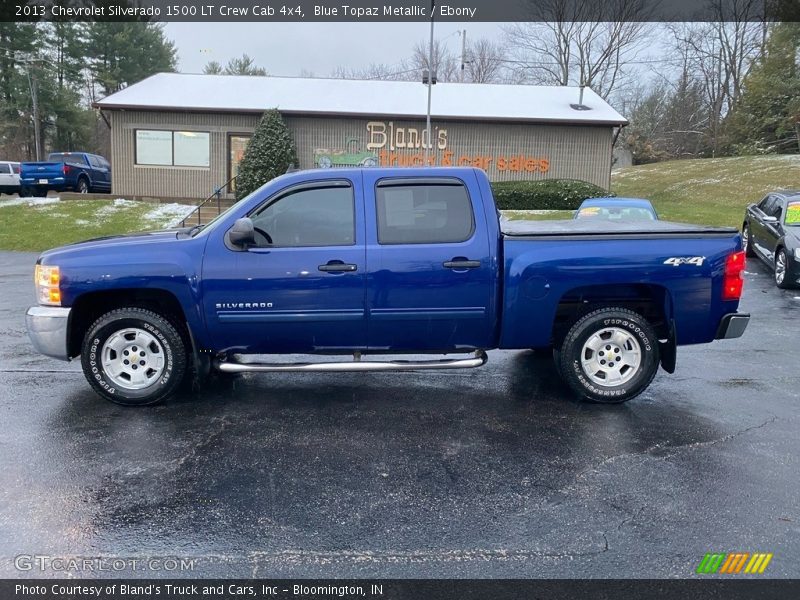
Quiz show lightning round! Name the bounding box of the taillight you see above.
[63,164,70,175]
[722,250,745,300]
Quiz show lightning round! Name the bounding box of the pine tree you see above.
[235,109,298,199]
[86,22,177,97]
[726,23,800,154]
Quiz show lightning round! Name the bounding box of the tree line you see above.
[0,21,176,161]
[3,5,798,167]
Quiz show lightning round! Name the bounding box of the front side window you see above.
[375,183,474,245]
[250,184,355,247]
[135,130,210,167]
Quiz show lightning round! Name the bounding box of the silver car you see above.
[0,161,21,195]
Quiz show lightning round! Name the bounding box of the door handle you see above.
[443,259,481,269]
[318,261,357,273]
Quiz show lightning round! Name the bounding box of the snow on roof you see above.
[95,73,627,126]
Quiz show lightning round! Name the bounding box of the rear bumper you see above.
[26,306,71,361]
[715,313,750,340]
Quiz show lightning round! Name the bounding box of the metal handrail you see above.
[180,175,238,227]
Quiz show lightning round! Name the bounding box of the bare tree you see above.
[331,62,416,81]
[668,0,767,153]
[411,39,458,82]
[503,0,651,98]
[464,37,506,83]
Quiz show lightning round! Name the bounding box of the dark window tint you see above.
[88,155,101,168]
[0,163,10,174]
[251,184,355,247]
[48,153,89,166]
[376,183,474,244]
[765,197,783,218]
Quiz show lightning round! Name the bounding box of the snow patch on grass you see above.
[0,196,60,208]
[142,203,195,228]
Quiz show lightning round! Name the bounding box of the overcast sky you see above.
[164,22,505,76]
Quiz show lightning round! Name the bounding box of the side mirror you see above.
[228,217,255,248]
[762,215,779,224]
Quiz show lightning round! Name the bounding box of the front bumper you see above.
[715,312,750,340]
[26,306,71,360]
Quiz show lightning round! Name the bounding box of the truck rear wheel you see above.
[80,308,187,406]
[558,307,659,404]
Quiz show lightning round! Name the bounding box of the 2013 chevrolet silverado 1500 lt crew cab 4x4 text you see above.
[26,167,749,406]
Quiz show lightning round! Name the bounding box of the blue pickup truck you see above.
[20,152,111,196]
[26,167,749,406]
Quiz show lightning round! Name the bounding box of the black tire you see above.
[742,223,756,258]
[81,307,187,406]
[775,248,795,289]
[76,177,89,193]
[558,307,660,404]
[20,186,32,197]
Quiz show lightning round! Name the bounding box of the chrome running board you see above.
[214,350,488,373]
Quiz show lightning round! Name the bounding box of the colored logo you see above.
[696,552,773,574]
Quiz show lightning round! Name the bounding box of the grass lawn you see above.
[0,198,194,252]
[503,155,800,226]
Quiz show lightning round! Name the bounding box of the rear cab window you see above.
[375,181,475,245]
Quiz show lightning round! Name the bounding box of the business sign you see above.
[367,120,550,173]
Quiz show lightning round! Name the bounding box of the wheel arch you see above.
[552,283,673,350]
[67,288,190,359]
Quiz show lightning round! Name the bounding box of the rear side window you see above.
[375,183,474,244]
[0,163,10,174]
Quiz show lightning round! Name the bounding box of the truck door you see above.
[201,178,367,353]
[362,173,494,352]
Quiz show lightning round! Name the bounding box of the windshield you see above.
[576,206,655,220]
[786,202,800,227]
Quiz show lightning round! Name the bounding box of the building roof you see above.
[95,73,628,126]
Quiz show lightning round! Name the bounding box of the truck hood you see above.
[38,229,185,263]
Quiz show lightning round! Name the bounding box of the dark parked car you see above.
[20,152,111,196]
[742,191,800,289]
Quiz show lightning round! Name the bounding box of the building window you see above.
[228,134,252,193]
[135,130,210,167]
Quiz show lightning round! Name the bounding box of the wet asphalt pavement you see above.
[0,250,797,579]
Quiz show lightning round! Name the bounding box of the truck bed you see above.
[501,218,739,238]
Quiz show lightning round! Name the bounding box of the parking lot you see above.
[0,250,797,578]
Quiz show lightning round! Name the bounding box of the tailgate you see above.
[21,162,65,182]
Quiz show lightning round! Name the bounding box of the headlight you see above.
[35,264,61,306]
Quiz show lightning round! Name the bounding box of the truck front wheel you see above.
[80,308,187,406]
[558,307,659,404]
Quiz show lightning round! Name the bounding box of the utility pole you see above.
[16,52,41,161]
[424,0,436,163]
[460,29,467,82]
